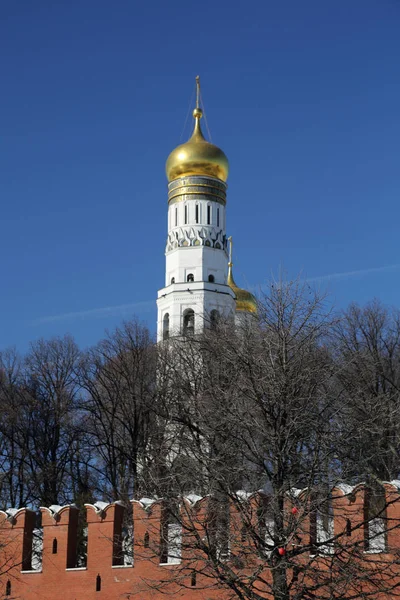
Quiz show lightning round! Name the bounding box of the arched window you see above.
[207,205,211,225]
[183,309,195,336]
[96,574,101,592]
[187,273,194,283]
[210,310,220,330]
[52,538,58,554]
[208,274,215,283]
[171,277,175,284]
[195,203,199,223]
[191,571,197,586]
[184,204,188,224]
[6,580,11,596]
[163,313,170,341]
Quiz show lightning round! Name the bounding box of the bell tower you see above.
[157,77,236,341]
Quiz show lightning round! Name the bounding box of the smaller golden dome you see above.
[166,106,229,183]
[227,263,257,314]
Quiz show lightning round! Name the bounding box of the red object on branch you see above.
[291,507,299,515]
[278,547,286,556]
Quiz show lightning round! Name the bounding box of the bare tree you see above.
[78,320,159,502]
[23,335,83,505]
[140,280,400,600]
[0,337,84,508]
[334,300,400,482]
[0,348,32,508]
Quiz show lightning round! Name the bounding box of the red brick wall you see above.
[2,485,400,600]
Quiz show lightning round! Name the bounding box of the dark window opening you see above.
[241,525,247,542]
[183,309,195,336]
[207,205,211,225]
[6,580,11,596]
[163,313,170,341]
[191,571,197,587]
[184,205,188,224]
[171,277,175,284]
[144,531,150,548]
[195,204,199,223]
[187,273,194,283]
[112,533,122,568]
[346,519,352,537]
[175,207,178,226]
[52,538,58,554]
[96,574,101,592]
[217,207,220,227]
[210,310,220,330]
[292,566,300,583]
[208,274,215,283]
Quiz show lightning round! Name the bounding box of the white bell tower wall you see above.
[157,175,235,342]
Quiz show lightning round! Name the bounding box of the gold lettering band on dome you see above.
[168,190,226,204]
[168,176,227,205]
[169,185,226,196]
[168,176,227,192]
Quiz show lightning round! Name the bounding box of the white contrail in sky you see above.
[250,263,400,293]
[304,263,400,284]
[33,263,399,325]
[33,300,154,325]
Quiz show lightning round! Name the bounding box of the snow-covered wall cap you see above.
[48,505,63,515]
[235,490,252,502]
[290,487,307,498]
[40,504,77,521]
[184,494,203,506]
[139,497,158,509]
[0,508,19,525]
[94,501,109,512]
[84,500,127,517]
[389,480,400,491]
[336,484,357,495]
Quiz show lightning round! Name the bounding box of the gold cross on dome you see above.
[195,75,201,109]
[228,236,233,265]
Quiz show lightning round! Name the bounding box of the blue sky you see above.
[1,0,399,351]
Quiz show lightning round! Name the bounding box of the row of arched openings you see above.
[163,309,220,340]
[171,274,215,285]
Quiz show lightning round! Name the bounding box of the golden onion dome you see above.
[165,106,229,183]
[227,263,257,314]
